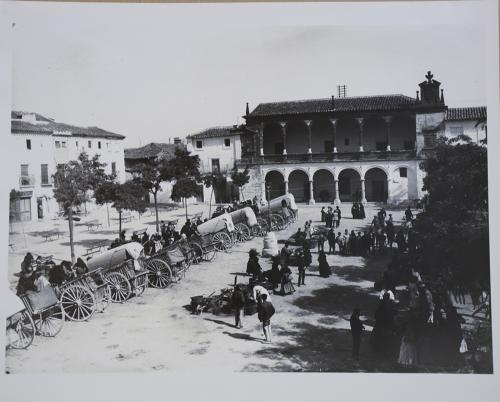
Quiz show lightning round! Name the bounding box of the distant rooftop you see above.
[247,94,418,117]
[11,110,126,139]
[187,126,243,140]
[446,107,487,121]
[124,142,185,160]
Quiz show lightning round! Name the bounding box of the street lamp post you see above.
[265,182,272,230]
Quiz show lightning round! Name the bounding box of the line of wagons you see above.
[6,194,298,350]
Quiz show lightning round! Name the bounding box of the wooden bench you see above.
[82,241,108,257]
[85,219,103,232]
[121,212,133,223]
[42,230,65,241]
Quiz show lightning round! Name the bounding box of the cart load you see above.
[86,242,148,303]
[229,207,259,241]
[258,194,298,231]
[192,213,235,252]
[145,242,191,289]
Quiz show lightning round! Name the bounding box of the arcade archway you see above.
[264,171,285,200]
[313,169,335,202]
[365,168,388,202]
[288,170,310,202]
[338,169,361,202]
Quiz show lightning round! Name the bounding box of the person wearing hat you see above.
[16,265,36,296]
[231,284,246,329]
[246,249,263,281]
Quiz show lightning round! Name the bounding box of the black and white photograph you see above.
[0,0,499,398]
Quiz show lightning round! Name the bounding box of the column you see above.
[386,177,392,204]
[259,123,264,157]
[383,116,392,151]
[284,180,289,194]
[280,122,287,158]
[305,120,312,155]
[261,181,267,202]
[330,118,338,153]
[308,180,315,205]
[356,117,365,152]
[360,179,367,205]
[333,179,341,205]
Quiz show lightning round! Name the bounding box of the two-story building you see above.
[445,107,487,144]
[9,111,126,222]
[234,72,486,206]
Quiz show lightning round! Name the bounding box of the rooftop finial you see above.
[416,91,420,101]
[425,71,434,83]
[245,102,249,116]
[331,95,335,109]
[440,89,445,104]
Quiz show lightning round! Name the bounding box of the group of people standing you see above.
[320,206,342,228]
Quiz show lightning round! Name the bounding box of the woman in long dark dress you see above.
[279,265,295,295]
[318,250,331,278]
[303,243,312,269]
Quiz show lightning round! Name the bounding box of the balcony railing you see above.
[236,150,417,166]
[19,175,36,187]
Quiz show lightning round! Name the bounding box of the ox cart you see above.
[6,291,36,350]
[190,213,235,253]
[86,242,149,303]
[228,207,260,242]
[258,194,298,231]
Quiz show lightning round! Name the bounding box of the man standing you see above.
[350,308,364,359]
[335,206,342,227]
[231,285,246,329]
[258,293,275,343]
[296,249,306,287]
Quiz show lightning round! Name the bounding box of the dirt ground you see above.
[5,203,434,373]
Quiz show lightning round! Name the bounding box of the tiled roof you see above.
[11,111,126,139]
[446,107,487,121]
[11,111,53,122]
[187,126,242,140]
[248,94,418,117]
[124,142,184,160]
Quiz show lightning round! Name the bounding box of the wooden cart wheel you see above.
[270,213,285,231]
[94,285,111,313]
[204,247,217,262]
[105,272,132,303]
[34,304,64,336]
[234,223,251,242]
[189,242,203,264]
[6,310,35,349]
[133,273,149,297]
[257,218,269,235]
[212,231,231,252]
[60,284,96,321]
[145,258,173,289]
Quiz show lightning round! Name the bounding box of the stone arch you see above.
[286,120,309,154]
[313,169,335,202]
[310,119,334,153]
[264,170,285,200]
[288,169,310,203]
[263,122,283,155]
[338,168,362,202]
[364,167,388,202]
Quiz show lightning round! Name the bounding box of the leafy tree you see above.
[413,136,489,290]
[201,172,225,218]
[230,166,250,201]
[94,180,117,227]
[111,181,148,235]
[53,152,108,264]
[171,177,200,219]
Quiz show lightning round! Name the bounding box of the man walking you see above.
[350,308,364,359]
[231,284,246,329]
[258,294,275,343]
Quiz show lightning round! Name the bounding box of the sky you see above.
[9,1,488,148]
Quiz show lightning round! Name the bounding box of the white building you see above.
[445,107,487,144]
[9,111,126,222]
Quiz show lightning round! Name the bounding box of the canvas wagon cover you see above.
[197,213,234,235]
[260,194,298,214]
[166,245,186,264]
[229,207,258,227]
[6,290,25,317]
[87,242,144,272]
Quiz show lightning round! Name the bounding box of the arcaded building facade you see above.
[237,72,467,206]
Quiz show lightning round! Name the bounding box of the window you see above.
[20,164,30,186]
[211,159,220,174]
[424,132,435,148]
[41,164,49,185]
[344,138,350,146]
[324,141,333,153]
[88,140,92,148]
[106,143,110,148]
[195,140,203,149]
[399,168,408,178]
[62,141,67,148]
[76,141,79,147]
[98,141,102,149]
[111,162,116,176]
[450,126,464,136]
[26,139,31,150]
[55,141,61,148]
[376,141,388,151]
[21,164,29,176]
[403,140,415,150]
[223,138,231,148]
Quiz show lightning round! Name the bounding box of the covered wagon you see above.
[190,213,235,254]
[229,207,259,241]
[86,242,149,303]
[258,194,298,231]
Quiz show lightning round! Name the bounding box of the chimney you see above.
[245,102,250,116]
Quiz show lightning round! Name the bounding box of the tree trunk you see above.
[185,198,188,220]
[118,210,122,235]
[106,203,110,227]
[240,186,245,201]
[154,192,159,233]
[68,207,75,264]
[208,187,214,218]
